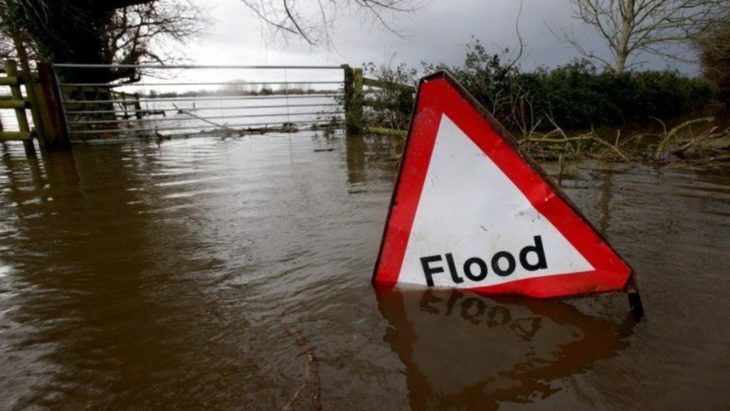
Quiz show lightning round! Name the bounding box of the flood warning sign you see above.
[373,72,634,299]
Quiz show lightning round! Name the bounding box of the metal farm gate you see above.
[51,64,347,141]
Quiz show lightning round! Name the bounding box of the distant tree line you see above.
[143,84,333,99]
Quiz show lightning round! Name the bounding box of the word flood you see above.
[419,236,548,286]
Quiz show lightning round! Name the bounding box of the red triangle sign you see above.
[373,72,635,299]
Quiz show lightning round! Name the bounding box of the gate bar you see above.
[53,64,343,70]
[69,111,345,125]
[62,94,345,105]
[66,103,341,115]
[69,119,343,135]
[60,81,343,88]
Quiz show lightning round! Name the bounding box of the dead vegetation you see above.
[517,116,730,168]
[280,322,322,411]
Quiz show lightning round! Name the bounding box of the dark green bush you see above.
[424,40,717,131]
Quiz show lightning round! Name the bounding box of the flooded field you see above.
[1,132,729,410]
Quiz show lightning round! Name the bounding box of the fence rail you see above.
[59,81,344,88]
[53,64,343,70]
[62,94,345,104]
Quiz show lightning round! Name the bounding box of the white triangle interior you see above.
[398,114,593,288]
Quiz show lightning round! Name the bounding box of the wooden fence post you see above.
[343,65,364,136]
[134,93,143,120]
[5,60,35,157]
[34,62,71,149]
[120,92,129,119]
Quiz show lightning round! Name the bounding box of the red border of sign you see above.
[372,72,633,299]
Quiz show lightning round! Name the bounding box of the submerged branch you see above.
[519,116,728,166]
[654,117,714,160]
[281,322,322,411]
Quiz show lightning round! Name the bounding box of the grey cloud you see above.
[186,0,697,74]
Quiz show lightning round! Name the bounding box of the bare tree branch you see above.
[239,0,417,45]
[559,0,726,74]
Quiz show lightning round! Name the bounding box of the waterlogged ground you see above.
[1,133,729,410]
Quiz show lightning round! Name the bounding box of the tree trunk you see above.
[614,52,627,75]
[613,0,635,75]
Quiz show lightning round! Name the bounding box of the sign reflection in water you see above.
[377,288,633,410]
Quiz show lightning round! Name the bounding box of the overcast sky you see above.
[182,0,697,74]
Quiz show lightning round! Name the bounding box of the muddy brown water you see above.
[1,133,729,410]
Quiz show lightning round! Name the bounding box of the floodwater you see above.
[1,133,729,410]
